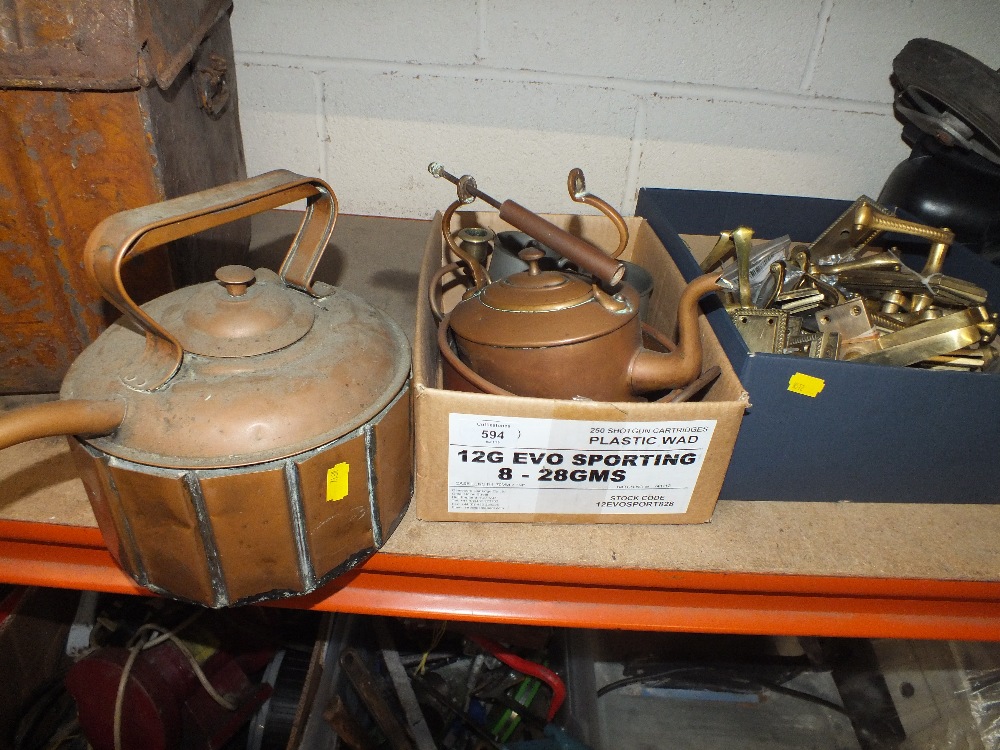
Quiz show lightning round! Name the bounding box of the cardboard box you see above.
[636,188,1000,503]
[413,210,748,523]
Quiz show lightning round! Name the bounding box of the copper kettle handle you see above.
[85,170,339,392]
[567,168,629,260]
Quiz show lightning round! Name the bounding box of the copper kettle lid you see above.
[168,265,316,357]
[480,248,594,312]
[58,171,411,470]
[452,249,638,348]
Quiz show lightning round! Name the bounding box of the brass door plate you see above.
[815,300,874,340]
[730,308,789,353]
[786,330,840,359]
[808,195,889,261]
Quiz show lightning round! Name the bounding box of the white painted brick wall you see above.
[230,0,1000,219]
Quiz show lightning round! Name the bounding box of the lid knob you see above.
[216,265,256,297]
[519,247,545,275]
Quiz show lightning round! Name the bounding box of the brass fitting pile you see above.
[702,196,998,371]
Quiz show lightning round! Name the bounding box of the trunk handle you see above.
[84,170,339,392]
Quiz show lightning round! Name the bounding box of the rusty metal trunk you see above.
[0,0,249,393]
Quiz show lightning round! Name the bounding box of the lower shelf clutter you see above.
[5,585,1000,750]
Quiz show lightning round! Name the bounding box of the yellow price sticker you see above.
[326,462,349,501]
[787,372,825,398]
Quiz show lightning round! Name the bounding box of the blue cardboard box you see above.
[636,188,1000,503]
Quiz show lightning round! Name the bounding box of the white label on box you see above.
[447,414,717,515]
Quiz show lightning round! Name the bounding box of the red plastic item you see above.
[469,635,566,721]
[65,639,272,750]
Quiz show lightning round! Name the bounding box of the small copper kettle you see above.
[429,164,721,402]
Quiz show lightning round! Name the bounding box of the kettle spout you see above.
[629,273,722,395]
[0,399,126,451]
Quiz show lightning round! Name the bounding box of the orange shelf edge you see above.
[2,519,999,641]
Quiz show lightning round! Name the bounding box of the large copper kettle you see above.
[429,164,721,402]
[0,171,412,607]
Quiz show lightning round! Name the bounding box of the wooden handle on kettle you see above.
[85,170,339,392]
[498,201,625,286]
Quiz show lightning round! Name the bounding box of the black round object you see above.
[880,38,1000,265]
[879,135,1000,264]
[892,37,1000,161]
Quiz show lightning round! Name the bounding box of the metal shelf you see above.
[3,519,999,641]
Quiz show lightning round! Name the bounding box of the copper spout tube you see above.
[630,272,723,394]
[0,399,126,451]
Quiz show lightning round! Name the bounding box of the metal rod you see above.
[428,162,502,209]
